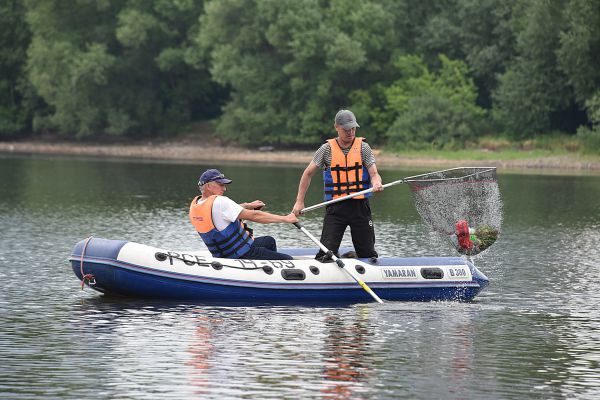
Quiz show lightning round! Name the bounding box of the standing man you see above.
[190,168,297,260]
[292,110,383,261]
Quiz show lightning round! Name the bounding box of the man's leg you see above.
[243,244,293,260]
[253,236,277,251]
[315,203,348,260]
[350,200,378,259]
[241,236,292,260]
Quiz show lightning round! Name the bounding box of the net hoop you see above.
[403,166,497,184]
[405,166,502,256]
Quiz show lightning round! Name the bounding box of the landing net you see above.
[405,167,502,256]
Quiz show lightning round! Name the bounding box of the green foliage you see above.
[347,85,390,144]
[196,0,399,145]
[577,92,600,154]
[0,0,37,136]
[492,0,572,138]
[577,126,600,154]
[384,55,486,149]
[474,225,498,251]
[24,0,222,137]
[28,39,116,136]
[1,0,599,147]
[557,0,600,105]
[416,0,517,109]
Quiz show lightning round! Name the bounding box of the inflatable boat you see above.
[69,237,489,303]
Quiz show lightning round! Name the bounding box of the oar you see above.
[293,222,384,304]
[301,179,405,213]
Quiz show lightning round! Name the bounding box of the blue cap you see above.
[198,169,232,186]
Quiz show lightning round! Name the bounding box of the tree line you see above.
[1,0,599,151]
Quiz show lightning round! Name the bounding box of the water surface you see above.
[1,155,599,399]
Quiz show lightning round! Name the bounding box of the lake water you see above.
[1,155,599,399]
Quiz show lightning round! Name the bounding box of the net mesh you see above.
[406,167,502,256]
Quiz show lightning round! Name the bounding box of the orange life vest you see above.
[189,195,254,258]
[323,137,372,201]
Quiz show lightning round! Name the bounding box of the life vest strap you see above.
[327,161,367,195]
[325,185,370,196]
[206,225,251,255]
[207,224,245,248]
[324,180,370,188]
[208,231,253,258]
[329,164,362,172]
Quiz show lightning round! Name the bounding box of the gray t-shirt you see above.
[312,140,376,169]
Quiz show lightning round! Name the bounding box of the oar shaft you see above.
[300,179,405,214]
[293,223,384,304]
[294,223,330,254]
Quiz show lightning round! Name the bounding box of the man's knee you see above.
[263,236,276,250]
[255,235,277,251]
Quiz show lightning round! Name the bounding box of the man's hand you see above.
[372,179,384,192]
[244,200,265,210]
[292,201,305,217]
[283,212,299,224]
[368,164,384,192]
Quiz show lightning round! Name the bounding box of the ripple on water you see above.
[3,159,600,399]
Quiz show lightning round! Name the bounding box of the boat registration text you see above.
[381,268,418,279]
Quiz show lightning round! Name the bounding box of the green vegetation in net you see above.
[473,225,498,251]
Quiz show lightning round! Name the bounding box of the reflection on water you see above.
[188,310,215,395]
[320,309,371,399]
[1,155,600,399]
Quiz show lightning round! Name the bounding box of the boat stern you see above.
[69,237,127,287]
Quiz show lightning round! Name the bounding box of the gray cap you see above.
[334,109,360,130]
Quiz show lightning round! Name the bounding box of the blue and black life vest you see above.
[189,195,254,258]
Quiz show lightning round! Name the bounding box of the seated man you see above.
[189,168,297,260]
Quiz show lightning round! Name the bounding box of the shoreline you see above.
[2,140,600,172]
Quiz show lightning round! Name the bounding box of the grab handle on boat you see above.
[292,222,384,304]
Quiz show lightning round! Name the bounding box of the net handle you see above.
[300,179,405,213]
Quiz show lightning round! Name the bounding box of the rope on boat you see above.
[80,236,96,289]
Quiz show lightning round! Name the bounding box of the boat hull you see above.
[69,237,489,303]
